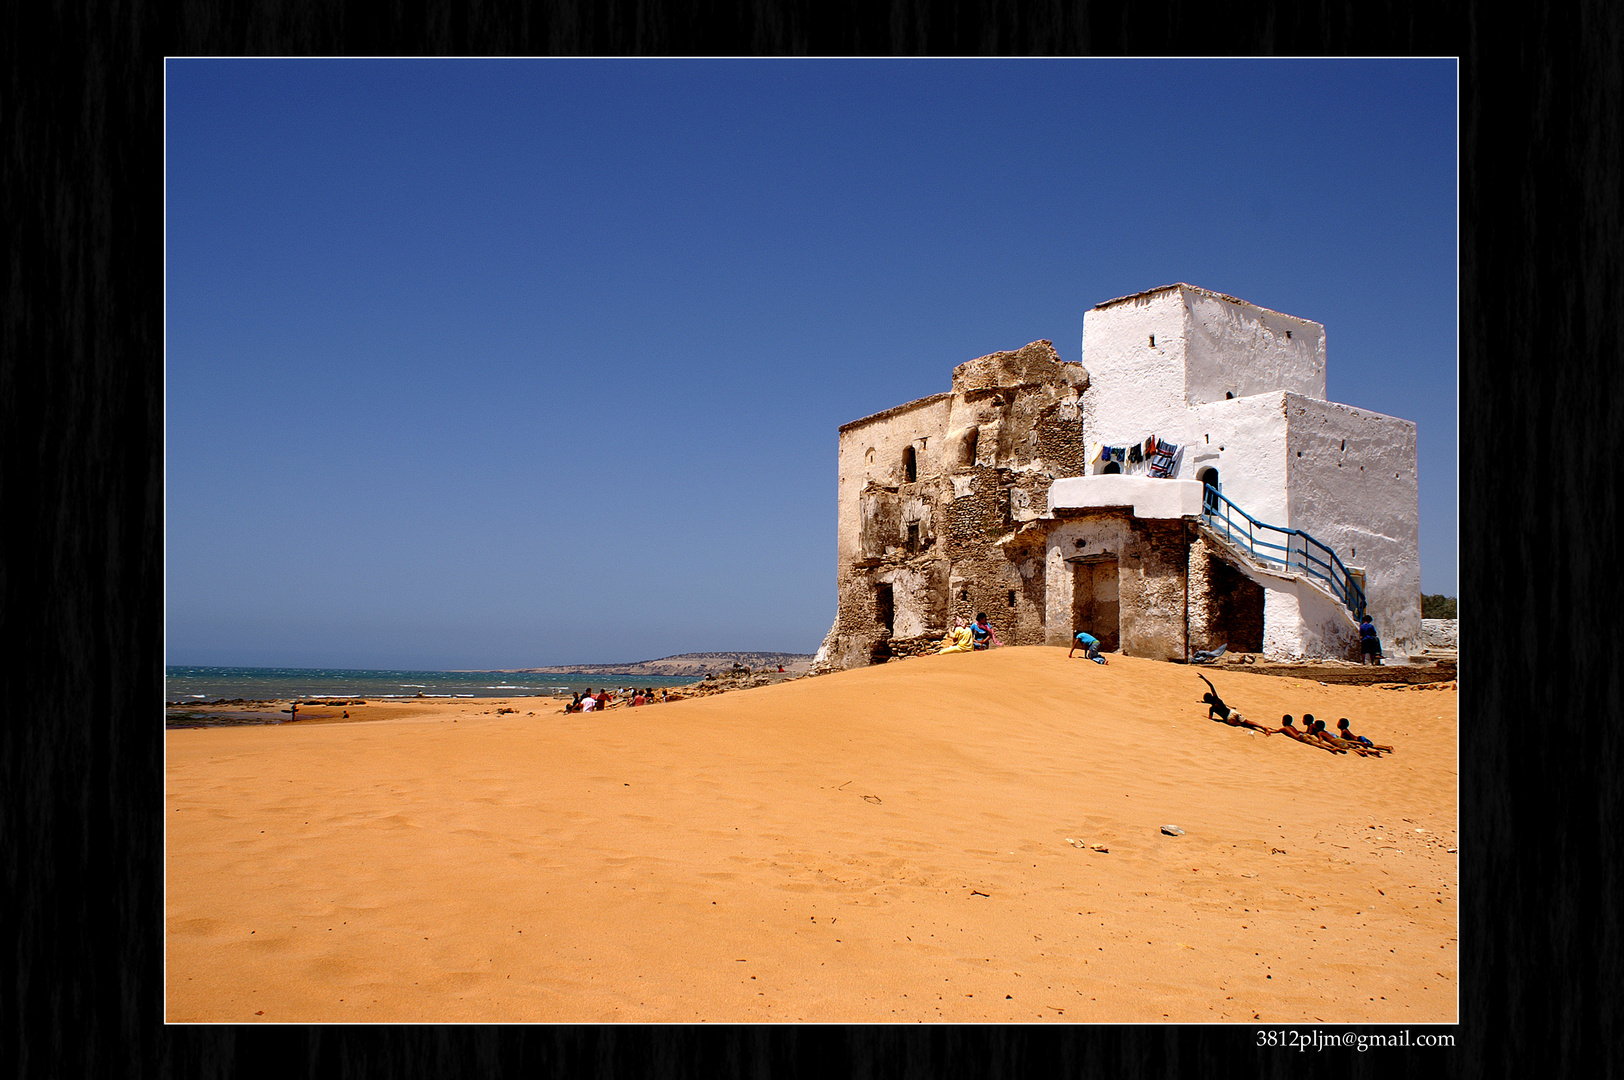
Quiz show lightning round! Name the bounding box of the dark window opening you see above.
[875,584,894,634]
[902,445,917,482]
[1286,330,1292,339]
[1103,461,1121,474]
[1074,539,1086,549]
[906,522,920,553]
[959,429,979,468]
[959,588,969,601]
[1007,590,1017,607]
[1149,334,1155,347]
[1198,467,1219,492]
[1225,391,1234,399]
[1340,439,1346,451]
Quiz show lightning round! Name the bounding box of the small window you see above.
[961,429,979,467]
[1149,334,1155,347]
[902,445,917,482]
[1008,590,1017,607]
[1225,391,1234,400]
[906,522,920,553]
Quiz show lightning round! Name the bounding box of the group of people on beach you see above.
[564,687,669,713]
[937,614,1004,653]
[1197,673,1394,756]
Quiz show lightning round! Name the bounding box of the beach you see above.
[165,646,1457,1023]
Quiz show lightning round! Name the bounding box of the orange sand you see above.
[165,647,1457,1023]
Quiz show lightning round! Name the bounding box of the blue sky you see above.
[165,58,1457,670]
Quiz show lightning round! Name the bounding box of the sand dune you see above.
[165,646,1457,1023]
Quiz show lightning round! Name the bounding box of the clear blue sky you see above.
[165,58,1457,670]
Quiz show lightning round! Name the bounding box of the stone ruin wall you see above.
[817,341,1089,670]
[1114,518,1190,662]
[1185,535,1266,655]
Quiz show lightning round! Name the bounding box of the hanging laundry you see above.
[1144,434,1158,457]
[1147,439,1182,478]
[1112,446,1126,463]
[1127,443,1143,464]
[1087,441,1103,464]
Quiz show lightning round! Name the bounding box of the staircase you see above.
[1198,487,1367,618]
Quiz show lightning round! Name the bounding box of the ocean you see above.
[165,666,703,704]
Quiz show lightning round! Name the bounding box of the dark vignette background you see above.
[2,0,1614,1076]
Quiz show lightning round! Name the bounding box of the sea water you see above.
[165,666,702,704]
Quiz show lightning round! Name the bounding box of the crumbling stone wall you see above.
[816,340,1089,670]
[1186,535,1265,654]
[1115,519,1190,662]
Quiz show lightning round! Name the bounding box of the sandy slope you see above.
[165,646,1457,1023]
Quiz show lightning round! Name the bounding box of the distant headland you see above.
[515,652,813,678]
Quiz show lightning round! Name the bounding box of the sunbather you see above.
[1307,716,1375,756]
[1337,718,1394,752]
[1278,714,1343,753]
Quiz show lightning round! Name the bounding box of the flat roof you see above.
[838,391,952,434]
[1092,282,1317,325]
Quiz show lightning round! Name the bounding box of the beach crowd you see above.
[563,687,669,712]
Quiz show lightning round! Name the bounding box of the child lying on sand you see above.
[1277,715,1344,753]
[1197,674,1271,733]
[1338,718,1394,753]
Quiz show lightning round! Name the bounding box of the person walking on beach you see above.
[1359,615,1381,665]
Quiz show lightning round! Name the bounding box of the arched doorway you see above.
[902,445,917,482]
[1102,461,1121,474]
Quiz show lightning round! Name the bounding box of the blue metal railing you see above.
[1199,486,1367,618]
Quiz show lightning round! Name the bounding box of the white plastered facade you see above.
[1072,284,1421,658]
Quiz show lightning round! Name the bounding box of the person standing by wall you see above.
[1359,615,1381,665]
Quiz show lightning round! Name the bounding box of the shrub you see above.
[1421,594,1457,619]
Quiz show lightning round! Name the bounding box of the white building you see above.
[815,283,1421,670]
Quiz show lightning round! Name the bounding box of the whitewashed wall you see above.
[1183,289,1325,404]
[1283,393,1421,656]
[1080,286,1193,444]
[1075,283,1420,662]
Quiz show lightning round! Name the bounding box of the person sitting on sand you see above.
[581,689,597,713]
[1278,714,1343,753]
[938,617,974,653]
[969,613,1002,650]
[1337,718,1393,752]
[1069,630,1108,664]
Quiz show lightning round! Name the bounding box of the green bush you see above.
[1421,594,1457,619]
